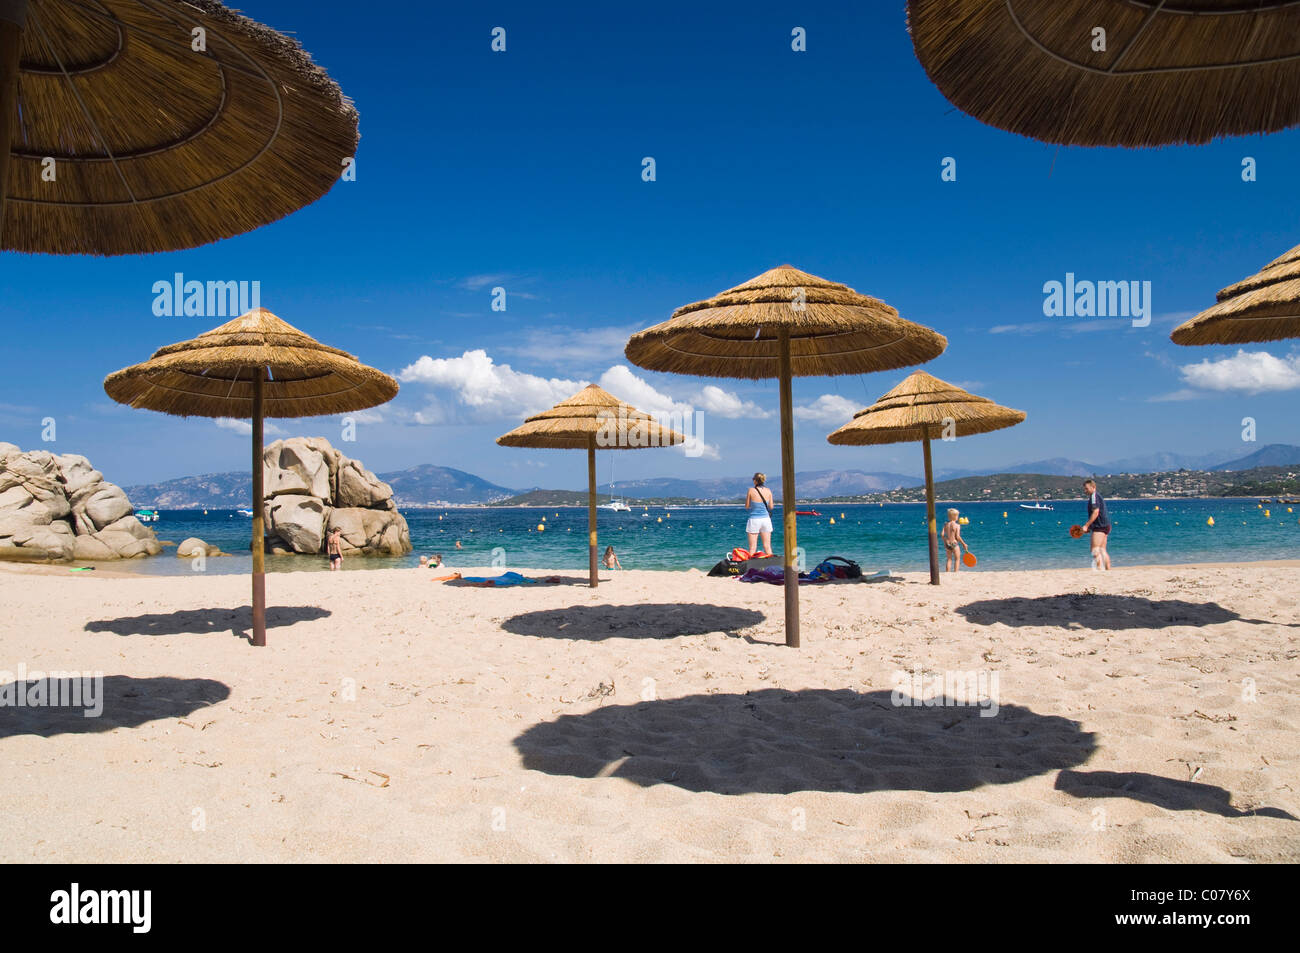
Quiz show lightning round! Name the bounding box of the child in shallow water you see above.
[603,545,623,570]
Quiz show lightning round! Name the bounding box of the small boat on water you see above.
[598,499,631,512]
[134,508,159,522]
[1019,491,1054,511]
[795,510,821,516]
[236,509,254,517]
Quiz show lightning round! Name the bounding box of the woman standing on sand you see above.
[743,472,774,556]
[326,527,344,571]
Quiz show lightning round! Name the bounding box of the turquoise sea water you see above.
[111,498,1296,576]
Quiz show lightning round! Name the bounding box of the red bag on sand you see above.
[729,547,752,562]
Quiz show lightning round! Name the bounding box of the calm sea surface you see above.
[109,498,1296,576]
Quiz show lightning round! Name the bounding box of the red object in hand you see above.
[1069,525,1085,539]
[962,551,977,567]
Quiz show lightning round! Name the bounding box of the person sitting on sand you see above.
[1081,478,1112,570]
[743,472,774,556]
[430,553,442,568]
[943,508,967,572]
[326,527,344,571]
[603,545,622,570]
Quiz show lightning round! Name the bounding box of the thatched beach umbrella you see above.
[908,0,1300,147]
[1172,243,1300,346]
[1,0,358,254]
[625,265,947,647]
[104,308,397,646]
[828,370,1025,585]
[497,384,685,588]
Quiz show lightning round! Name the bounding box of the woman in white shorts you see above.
[744,472,774,556]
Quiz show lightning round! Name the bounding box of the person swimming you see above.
[744,472,774,556]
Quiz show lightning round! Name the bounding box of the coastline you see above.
[3,557,1299,580]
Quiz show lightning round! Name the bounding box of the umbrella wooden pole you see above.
[778,329,799,647]
[251,369,267,646]
[922,431,940,585]
[0,5,25,247]
[587,438,598,588]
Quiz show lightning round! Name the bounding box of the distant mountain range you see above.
[609,469,917,500]
[121,445,1300,507]
[934,444,1300,480]
[1207,444,1300,472]
[122,472,251,508]
[126,464,516,507]
[376,464,515,504]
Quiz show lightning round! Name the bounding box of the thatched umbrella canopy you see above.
[1,0,358,255]
[908,0,1300,147]
[828,370,1025,584]
[497,384,685,587]
[1172,243,1300,346]
[104,308,398,646]
[626,265,947,647]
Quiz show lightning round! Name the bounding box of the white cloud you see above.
[595,366,722,460]
[794,394,860,426]
[1178,350,1300,394]
[684,437,721,461]
[597,365,693,418]
[399,350,586,422]
[215,418,284,435]
[694,384,771,419]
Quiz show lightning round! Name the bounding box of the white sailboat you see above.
[597,459,632,512]
[1019,491,1054,511]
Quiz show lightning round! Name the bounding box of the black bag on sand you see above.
[708,558,744,577]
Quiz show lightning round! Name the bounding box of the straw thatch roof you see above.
[827,370,1025,446]
[3,0,358,255]
[908,0,1300,147]
[497,384,686,450]
[1171,243,1300,345]
[624,265,947,379]
[103,308,397,418]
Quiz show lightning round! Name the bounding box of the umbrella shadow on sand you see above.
[84,605,330,642]
[501,604,766,641]
[515,688,1095,794]
[0,675,230,740]
[955,595,1296,631]
[1056,770,1297,820]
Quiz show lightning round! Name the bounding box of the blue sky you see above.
[3,0,1297,490]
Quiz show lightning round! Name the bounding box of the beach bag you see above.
[708,558,745,577]
[819,556,862,579]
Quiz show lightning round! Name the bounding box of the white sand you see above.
[0,561,1296,862]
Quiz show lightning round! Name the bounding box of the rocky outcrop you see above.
[176,537,226,558]
[0,443,162,562]
[262,437,411,556]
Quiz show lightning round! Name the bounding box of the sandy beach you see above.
[0,561,1296,863]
